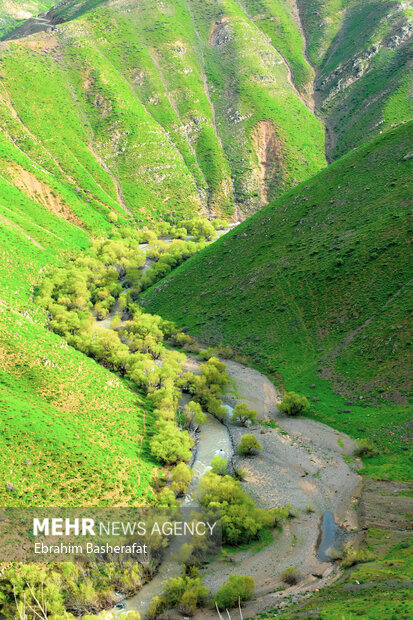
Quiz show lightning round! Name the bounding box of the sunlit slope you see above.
[142,123,413,478]
[0,0,326,219]
[0,1,57,38]
[297,0,413,159]
[0,305,155,506]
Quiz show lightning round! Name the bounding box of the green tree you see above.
[214,574,255,610]
[171,462,193,496]
[238,434,262,456]
[183,401,206,430]
[150,421,193,464]
[279,392,310,416]
[231,403,257,426]
[211,456,228,475]
[198,472,275,545]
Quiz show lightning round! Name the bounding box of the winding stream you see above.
[112,413,232,618]
[99,234,359,618]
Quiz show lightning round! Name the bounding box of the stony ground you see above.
[183,356,362,618]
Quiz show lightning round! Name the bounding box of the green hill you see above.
[0,0,327,222]
[0,1,57,38]
[142,122,413,481]
[0,303,155,506]
[297,0,413,159]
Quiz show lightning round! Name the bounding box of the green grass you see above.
[235,0,315,93]
[297,0,352,67]
[142,122,413,482]
[299,0,413,159]
[272,531,413,619]
[0,1,57,38]
[0,0,326,222]
[0,304,156,506]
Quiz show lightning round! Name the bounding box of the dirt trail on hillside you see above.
[183,356,362,618]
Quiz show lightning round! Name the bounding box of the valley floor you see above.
[181,356,361,618]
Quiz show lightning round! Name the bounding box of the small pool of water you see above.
[317,511,349,562]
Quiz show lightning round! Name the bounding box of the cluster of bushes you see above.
[147,567,209,617]
[152,217,228,241]
[341,546,375,568]
[36,229,193,468]
[238,434,262,456]
[181,217,218,241]
[199,343,234,360]
[177,357,230,420]
[140,240,204,291]
[214,574,255,610]
[198,471,290,545]
[169,331,200,354]
[279,392,310,416]
[147,569,255,617]
[0,561,144,619]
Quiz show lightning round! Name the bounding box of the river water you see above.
[111,413,232,618]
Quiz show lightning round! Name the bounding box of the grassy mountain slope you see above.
[142,122,413,481]
[0,0,326,220]
[0,1,57,38]
[0,304,155,506]
[0,170,157,506]
[297,0,413,159]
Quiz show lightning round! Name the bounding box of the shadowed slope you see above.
[142,122,413,480]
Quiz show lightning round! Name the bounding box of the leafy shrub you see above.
[182,401,206,430]
[231,403,257,426]
[198,472,279,545]
[281,567,301,585]
[150,421,193,465]
[148,568,209,617]
[238,434,262,456]
[354,438,379,458]
[212,218,229,230]
[341,546,375,568]
[147,595,165,618]
[214,574,255,610]
[182,217,217,240]
[178,364,229,420]
[199,347,218,361]
[107,211,118,223]
[171,462,193,496]
[156,487,179,507]
[211,456,228,475]
[279,392,310,416]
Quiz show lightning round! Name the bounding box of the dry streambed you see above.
[98,240,361,616]
[184,356,362,618]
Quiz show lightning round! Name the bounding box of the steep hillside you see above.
[297,0,413,159]
[0,1,57,38]
[0,165,158,506]
[0,0,327,221]
[0,304,155,506]
[142,122,413,480]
